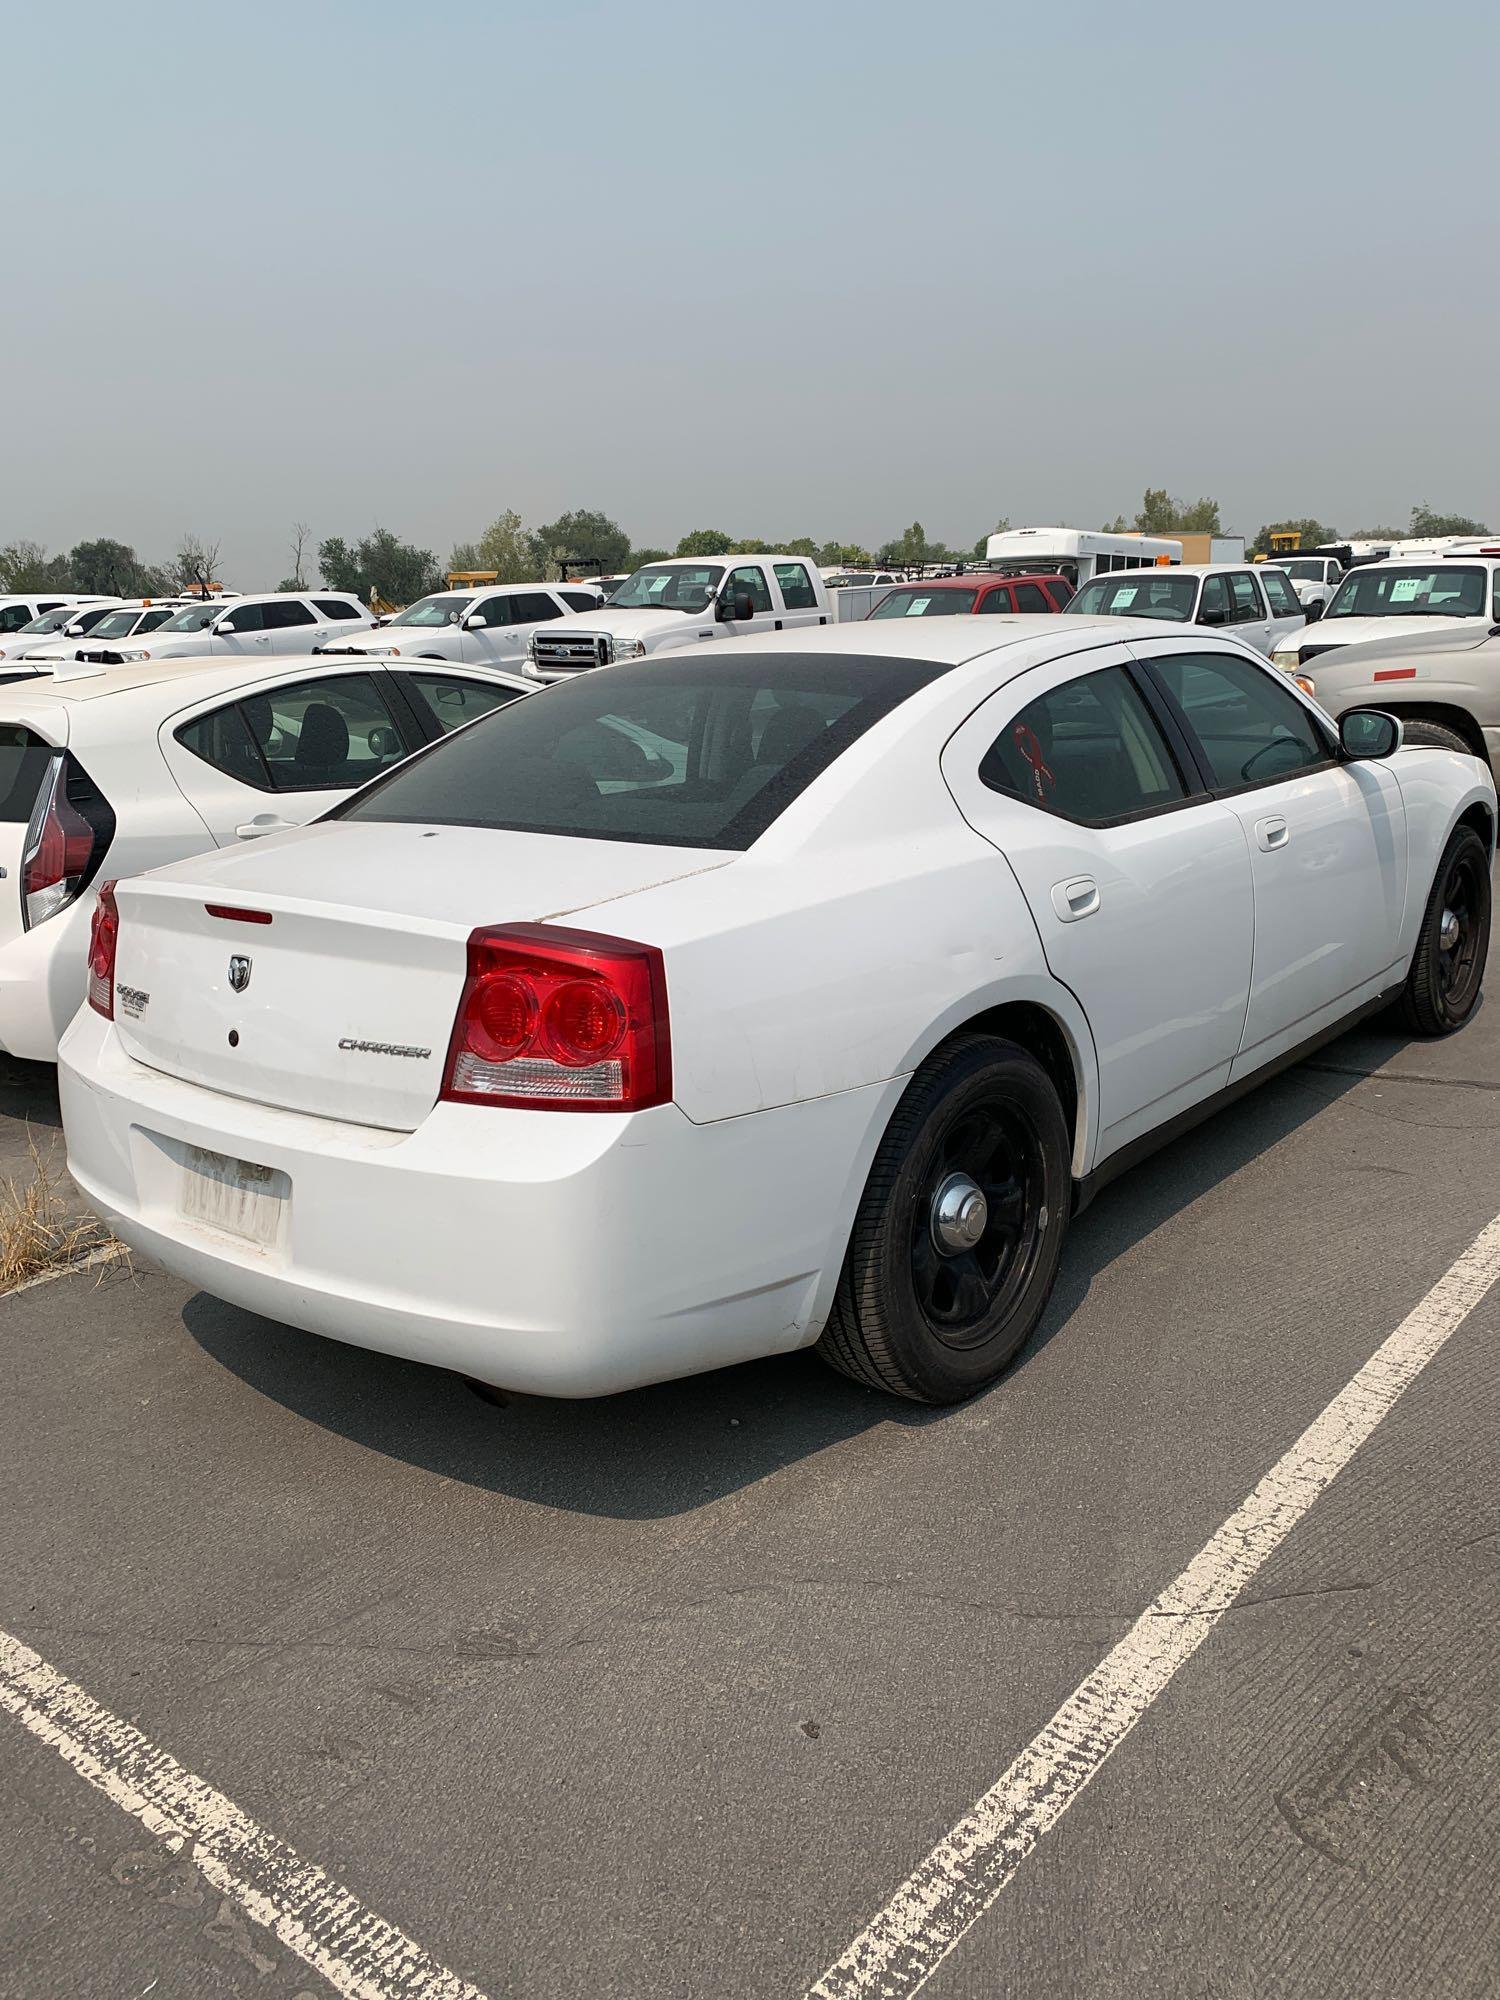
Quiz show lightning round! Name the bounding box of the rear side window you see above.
[262,600,317,630]
[314,597,363,621]
[178,674,410,793]
[0,727,55,821]
[560,589,600,612]
[401,671,526,736]
[0,606,34,634]
[1045,577,1073,607]
[1012,583,1052,613]
[1259,570,1301,618]
[773,562,818,610]
[243,672,408,790]
[511,591,563,624]
[337,653,948,850]
[176,705,269,789]
[979,667,1187,824]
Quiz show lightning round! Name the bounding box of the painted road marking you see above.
[0,1628,490,2000]
[804,1211,1500,2000]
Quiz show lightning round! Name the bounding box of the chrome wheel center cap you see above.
[1440,907,1461,951]
[931,1172,988,1254]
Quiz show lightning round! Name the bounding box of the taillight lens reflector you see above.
[87,882,120,1019]
[23,759,104,929]
[441,924,671,1111]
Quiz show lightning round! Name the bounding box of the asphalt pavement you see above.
[1,988,1497,1999]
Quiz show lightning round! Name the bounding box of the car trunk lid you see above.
[110,821,729,1129]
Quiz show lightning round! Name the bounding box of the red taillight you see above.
[22,760,104,928]
[441,923,671,1112]
[87,881,120,1019]
[205,904,274,925]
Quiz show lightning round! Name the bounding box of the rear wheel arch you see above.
[906,1000,1089,1178]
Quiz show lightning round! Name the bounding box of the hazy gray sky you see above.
[8,0,1497,587]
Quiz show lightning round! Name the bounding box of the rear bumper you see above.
[58,1009,897,1397]
[0,900,93,1063]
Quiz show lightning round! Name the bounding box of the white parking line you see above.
[0,1629,489,2000]
[804,1211,1500,2000]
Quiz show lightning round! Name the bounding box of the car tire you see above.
[1399,718,1472,755]
[1397,826,1491,1036]
[818,1034,1071,1404]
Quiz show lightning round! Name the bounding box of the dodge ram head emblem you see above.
[228,955,252,995]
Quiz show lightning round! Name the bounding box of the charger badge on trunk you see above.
[228,955,252,995]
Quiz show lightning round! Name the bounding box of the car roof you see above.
[653,613,1194,670]
[1084,563,1256,580]
[7,651,518,706]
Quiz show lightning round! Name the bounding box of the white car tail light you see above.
[441,924,671,1112]
[87,881,120,1019]
[22,754,114,928]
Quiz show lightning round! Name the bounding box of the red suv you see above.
[866,573,1073,620]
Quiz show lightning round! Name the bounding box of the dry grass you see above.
[0,1132,125,1293]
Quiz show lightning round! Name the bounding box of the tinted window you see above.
[472,596,515,628]
[560,590,600,612]
[221,602,266,633]
[1259,570,1301,618]
[977,587,1012,614]
[401,671,525,736]
[871,588,977,618]
[337,653,947,851]
[512,591,563,624]
[0,727,54,821]
[1046,577,1074,607]
[0,605,35,633]
[1147,652,1330,792]
[979,667,1187,824]
[1071,575,1196,621]
[1227,573,1264,623]
[774,562,818,610]
[726,565,773,615]
[314,597,362,621]
[1012,583,1052,613]
[262,600,317,630]
[176,704,270,789]
[243,672,408,792]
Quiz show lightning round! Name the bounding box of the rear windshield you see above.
[0,727,54,822]
[871,588,977,618]
[335,653,946,850]
[1069,574,1198,620]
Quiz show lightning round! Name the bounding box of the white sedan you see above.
[60,618,1494,1404]
[0,653,529,1062]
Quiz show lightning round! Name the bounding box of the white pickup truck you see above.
[524,555,834,681]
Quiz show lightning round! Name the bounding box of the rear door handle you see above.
[1051,875,1100,922]
[1256,815,1289,851]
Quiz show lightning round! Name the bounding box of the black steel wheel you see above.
[819,1034,1070,1403]
[1398,826,1491,1036]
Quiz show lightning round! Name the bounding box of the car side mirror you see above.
[461,612,481,629]
[733,590,756,621]
[1304,599,1324,623]
[1200,604,1228,627]
[210,620,232,635]
[1340,708,1402,760]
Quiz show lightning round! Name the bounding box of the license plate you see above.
[179,1146,288,1248]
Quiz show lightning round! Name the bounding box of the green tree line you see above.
[7,497,1489,610]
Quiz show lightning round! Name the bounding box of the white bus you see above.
[984,527,1182,587]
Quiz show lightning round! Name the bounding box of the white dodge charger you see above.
[59,618,1495,1404]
